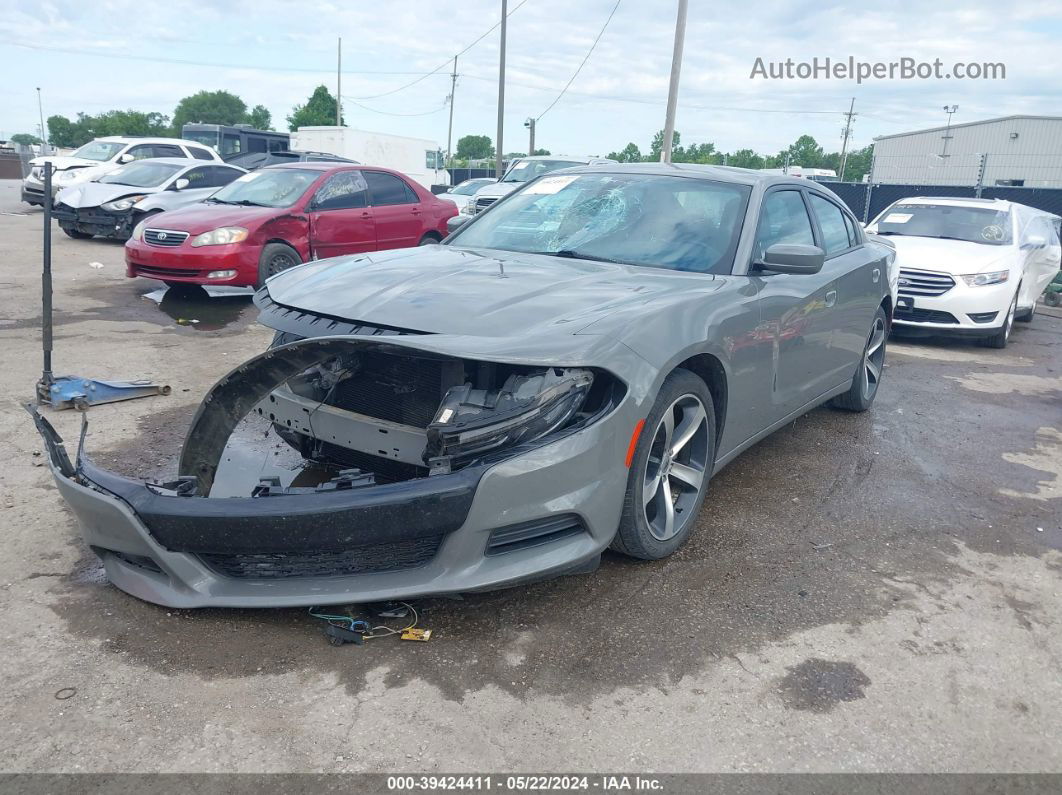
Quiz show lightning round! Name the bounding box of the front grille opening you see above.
[486,514,587,555]
[894,307,959,324]
[199,535,443,579]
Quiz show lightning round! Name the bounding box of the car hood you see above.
[56,181,161,208]
[142,202,289,233]
[29,155,102,172]
[473,181,520,199]
[886,235,1012,274]
[264,245,725,338]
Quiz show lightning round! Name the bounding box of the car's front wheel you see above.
[61,226,93,240]
[979,288,1018,349]
[257,243,302,287]
[612,369,715,560]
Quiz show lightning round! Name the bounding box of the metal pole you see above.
[446,56,458,167]
[336,38,342,127]
[38,163,54,401]
[527,117,535,156]
[659,0,688,164]
[838,96,855,181]
[975,153,988,197]
[36,87,48,154]
[496,0,507,179]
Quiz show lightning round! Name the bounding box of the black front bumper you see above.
[52,204,135,239]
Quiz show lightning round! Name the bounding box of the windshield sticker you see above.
[883,213,912,223]
[981,225,1005,241]
[524,175,579,195]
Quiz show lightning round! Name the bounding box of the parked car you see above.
[465,155,615,214]
[124,163,458,287]
[52,159,246,241]
[38,164,892,608]
[22,136,221,206]
[222,150,357,171]
[438,177,496,212]
[866,197,1062,348]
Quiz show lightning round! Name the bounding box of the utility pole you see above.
[659,0,688,163]
[941,104,958,158]
[446,56,458,167]
[36,87,48,153]
[496,0,507,179]
[525,117,536,156]
[336,38,343,127]
[838,97,856,182]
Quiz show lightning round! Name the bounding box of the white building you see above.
[870,115,1062,188]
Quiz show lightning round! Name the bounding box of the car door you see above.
[751,187,842,417]
[364,171,423,249]
[805,191,881,384]
[307,170,376,259]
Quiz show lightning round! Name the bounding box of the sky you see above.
[1,0,1059,158]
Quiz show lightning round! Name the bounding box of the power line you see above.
[537,0,622,121]
[347,0,533,100]
[343,98,449,117]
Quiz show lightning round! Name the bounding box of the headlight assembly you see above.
[191,227,248,247]
[131,219,149,242]
[425,368,595,471]
[101,196,146,212]
[960,270,1009,287]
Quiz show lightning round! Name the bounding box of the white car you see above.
[465,155,616,214]
[22,136,221,206]
[866,197,1061,348]
[438,177,496,212]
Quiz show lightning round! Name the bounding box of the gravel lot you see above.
[0,179,1059,773]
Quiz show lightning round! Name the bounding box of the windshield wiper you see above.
[225,199,267,207]
[536,249,626,264]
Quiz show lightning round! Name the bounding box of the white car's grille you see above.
[473,196,498,214]
[897,268,956,297]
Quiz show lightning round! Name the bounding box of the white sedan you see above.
[866,197,1061,348]
[437,177,496,212]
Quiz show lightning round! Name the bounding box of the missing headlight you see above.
[424,368,594,474]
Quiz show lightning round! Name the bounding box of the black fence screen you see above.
[446,167,496,184]
[824,181,1062,222]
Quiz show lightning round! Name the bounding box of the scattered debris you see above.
[88,261,104,270]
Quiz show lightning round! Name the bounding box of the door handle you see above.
[872,268,880,283]
[825,290,837,307]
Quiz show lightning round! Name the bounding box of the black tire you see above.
[612,369,716,560]
[831,305,888,412]
[418,233,440,246]
[61,226,93,240]
[978,289,1018,349]
[257,242,301,287]
[1014,305,1034,323]
[1045,292,1061,308]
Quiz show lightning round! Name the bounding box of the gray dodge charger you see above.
[33,163,893,608]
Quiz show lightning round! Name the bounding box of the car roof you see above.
[557,161,812,188]
[93,136,208,146]
[128,157,210,167]
[261,161,401,174]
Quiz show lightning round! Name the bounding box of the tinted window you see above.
[755,190,814,259]
[188,146,215,161]
[222,134,242,155]
[179,167,212,188]
[842,211,859,246]
[210,166,244,187]
[125,145,157,161]
[313,171,369,210]
[365,171,417,206]
[152,144,184,158]
[808,194,851,254]
[451,173,750,275]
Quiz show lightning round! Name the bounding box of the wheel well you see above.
[420,231,442,242]
[880,294,893,327]
[675,354,727,444]
[264,239,302,261]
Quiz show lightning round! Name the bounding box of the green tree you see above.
[532,148,551,156]
[47,115,83,147]
[10,133,42,146]
[172,90,248,132]
[649,129,680,161]
[47,110,170,147]
[456,134,494,160]
[287,85,343,131]
[725,149,765,169]
[607,142,643,162]
[677,141,721,164]
[783,134,826,168]
[248,104,272,131]
[838,144,873,182]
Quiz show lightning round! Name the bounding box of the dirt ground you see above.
[0,179,1060,773]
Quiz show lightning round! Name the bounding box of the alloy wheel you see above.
[266,253,296,278]
[1002,292,1016,342]
[861,316,887,401]
[642,394,710,541]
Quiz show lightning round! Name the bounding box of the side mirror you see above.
[173,178,190,191]
[446,215,471,235]
[754,243,825,275]
[118,153,134,164]
[1021,234,1047,250]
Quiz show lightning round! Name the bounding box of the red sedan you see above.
[125,163,457,287]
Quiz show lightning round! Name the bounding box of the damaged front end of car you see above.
[30,336,631,608]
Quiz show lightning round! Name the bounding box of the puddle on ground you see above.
[209,414,336,497]
[143,285,255,331]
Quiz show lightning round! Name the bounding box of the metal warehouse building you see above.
[870,115,1062,188]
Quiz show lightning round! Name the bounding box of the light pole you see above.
[940,104,958,158]
[36,87,48,153]
[524,117,536,156]
[495,0,507,179]
[446,56,458,167]
[659,0,688,163]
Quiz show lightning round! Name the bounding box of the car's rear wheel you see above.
[257,243,301,287]
[612,369,715,560]
[61,226,92,240]
[979,289,1018,349]
[830,306,888,412]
